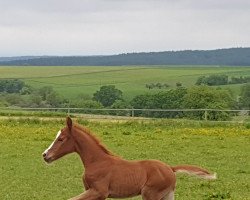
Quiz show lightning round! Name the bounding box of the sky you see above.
[0,0,250,56]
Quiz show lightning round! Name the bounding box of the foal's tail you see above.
[171,165,217,180]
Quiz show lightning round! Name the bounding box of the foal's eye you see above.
[58,138,63,142]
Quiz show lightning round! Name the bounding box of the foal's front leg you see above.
[68,189,105,200]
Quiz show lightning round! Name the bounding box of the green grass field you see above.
[0,66,250,100]
[0,118,249,200]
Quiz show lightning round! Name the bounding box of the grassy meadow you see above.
[0,118,249,200]
[0,66,250,100]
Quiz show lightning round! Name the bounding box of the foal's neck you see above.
[72,128,111,167]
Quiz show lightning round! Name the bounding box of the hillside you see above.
[1,48,250,66]
[0,66,249,100]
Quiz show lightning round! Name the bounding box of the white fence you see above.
[0,107,249,122]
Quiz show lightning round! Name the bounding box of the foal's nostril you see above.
[42,152,47,158]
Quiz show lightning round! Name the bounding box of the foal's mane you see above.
[73,124,115,156]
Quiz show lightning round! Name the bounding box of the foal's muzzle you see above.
[42,152,53,163]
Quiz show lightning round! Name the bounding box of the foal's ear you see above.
[66,116,73,131]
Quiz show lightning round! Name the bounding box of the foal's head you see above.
[42,117,75,163]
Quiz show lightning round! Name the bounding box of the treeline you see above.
[1,48,250,66]
[196,75,250,86]
[0,80,63,107]
[0,79,249,121]
[90,85,249,120]
[145,75,250,90]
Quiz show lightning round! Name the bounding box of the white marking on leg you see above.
[166,191,174,200]
[43,130,61,154]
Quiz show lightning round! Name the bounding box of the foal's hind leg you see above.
[68,189,106,200]
[141,188,165,200]
[142,188,174,200]
[159,191,174,200]
[164,190,174,200]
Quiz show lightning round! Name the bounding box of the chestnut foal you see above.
[43,117,216,200]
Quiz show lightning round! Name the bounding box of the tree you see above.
[176,82,182,87]
[155,83,163,89]
[230,76,250,84]
[29,94,43,107]
[130,88,187,118]
[20,85,33,95]
[110,100,131,116]
[145,83,155,89]
[239,83,250,109]
[0,79,25,93]
[4,93,25,106]
[163,83,170,89]
[195,75,229,86]
[183,86,234,120]
[93,85,123,107]
[37,86,54,101]
[46,91,61,107]
[195,76,206,85]
[36,86,62,107]
[77,100,105,114]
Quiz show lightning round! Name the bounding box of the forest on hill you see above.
[1,48,250,66]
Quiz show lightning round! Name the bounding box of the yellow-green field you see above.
[0,66,249,100]
[0,118,249,199]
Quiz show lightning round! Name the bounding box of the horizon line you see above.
[1,47,250,58]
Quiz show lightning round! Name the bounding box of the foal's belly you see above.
[108,187,141,198]
[108,177,143,198]
[108,163,146,198]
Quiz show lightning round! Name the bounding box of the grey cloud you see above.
[0,0,249,56]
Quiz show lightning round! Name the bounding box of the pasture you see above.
[0,66,250,100]
[0,118,249,200]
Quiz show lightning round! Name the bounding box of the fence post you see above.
[67,108,70,116]
[204,110,208,121]
[131,108,134,117]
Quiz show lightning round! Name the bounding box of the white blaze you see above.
[43,130,61,155]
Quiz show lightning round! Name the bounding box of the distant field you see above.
[0,119,249,200]
[0,66,250,100]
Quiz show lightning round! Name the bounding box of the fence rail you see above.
[0,107,249,122]
[1,107,249,112]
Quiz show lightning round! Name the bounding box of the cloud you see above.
[0,0,249,56]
